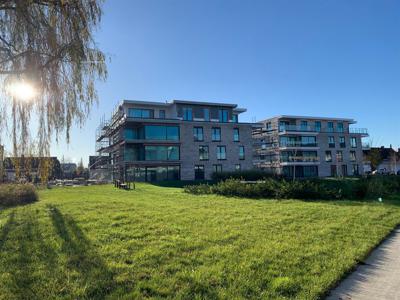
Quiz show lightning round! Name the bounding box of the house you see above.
[363,146,400,174]
[253,116,369,177]
[95,99,256,181]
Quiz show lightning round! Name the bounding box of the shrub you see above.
[183,184,212,195]
[211,170,277,182]
[0,184,38,207]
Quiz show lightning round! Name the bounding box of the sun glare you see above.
[6,81,37,101]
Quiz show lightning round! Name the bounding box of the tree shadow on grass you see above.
[47,205,116,299]
[0,211,15,252]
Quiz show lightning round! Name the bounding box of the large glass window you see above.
[233,128,240,142]
[350,137,357,148]
[193,127,204,141]
[315,121,321,132]
[159,110,166,119]
[239,146,245,160]
[339,136,346,148]
[328,136,335,148]
[301,136,317,146]
[350,151,356,161]
[124,128,144,140]
[327,122,334,132]
[218,109,228,122]
[199,146,209,160]
[183,107,193,121]
[325,151,332,162]
[145,146,179,161]
[217,146,226,160]
[194,165,205,180]
[212,127,221,141]
[337,122,344,132]
[213,164,222,173]
[352,164,359,175]
[128,108,153,118]
[203,108,210,121]
[337,151,343,162]
[232,114,238,123]
[300,121,308,131]
[144,125,179,141]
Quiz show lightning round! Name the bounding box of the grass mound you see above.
[0,184,38,207]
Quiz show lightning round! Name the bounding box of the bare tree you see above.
[0,1,107,167]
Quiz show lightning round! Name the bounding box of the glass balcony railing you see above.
[279,142,318,148]
[349,128,368,135]
[280,156,320,163]
[279,125,317,132]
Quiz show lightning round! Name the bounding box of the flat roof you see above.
[259,115,357,124]
[171,99,238,107]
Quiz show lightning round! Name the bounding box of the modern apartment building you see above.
[96,100,255,181]
[253,116,369,177]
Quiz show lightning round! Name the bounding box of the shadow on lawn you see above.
[0,207,116,299]
[48,205,116,298]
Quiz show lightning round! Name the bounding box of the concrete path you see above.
[327,227,400,300]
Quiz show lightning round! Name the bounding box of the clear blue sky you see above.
[51,0,400,166]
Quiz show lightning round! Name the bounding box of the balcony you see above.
[279,125,318,134]
[279,142,319,149]
[349,128,369,136]
[280,156,320,166]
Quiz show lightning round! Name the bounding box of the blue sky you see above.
[51,0,400,165]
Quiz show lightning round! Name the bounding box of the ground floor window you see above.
[341,164,348,176]
[330,165,337,177]
[213,164,222,173]
[194,165,205,180]
[352,164,359,176]
[125,165,180,182]
[283,166,318,178]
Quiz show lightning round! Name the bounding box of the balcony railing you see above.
[279,125,317,132]
[280,156,320,163]
[279,142,318,148]
[349,128,368,135]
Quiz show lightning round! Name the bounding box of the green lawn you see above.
[0,184,399,299]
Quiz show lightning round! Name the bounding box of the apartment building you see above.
[253,116,369,177]
[96,100,255,181]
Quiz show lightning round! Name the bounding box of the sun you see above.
[6,81,37,101]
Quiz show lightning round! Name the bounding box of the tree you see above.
[76,158,84,177]
[0,0,107,163]
[367,148,383,172]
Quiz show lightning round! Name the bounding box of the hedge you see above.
[0,184,38,207]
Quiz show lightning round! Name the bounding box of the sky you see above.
[49,0,400,165]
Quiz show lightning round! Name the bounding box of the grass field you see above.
[0,184,399,299]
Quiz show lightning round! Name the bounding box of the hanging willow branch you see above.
[0,0,107,166]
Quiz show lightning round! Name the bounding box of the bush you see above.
[0,184,38,207]
[184,175,400,201]
[211,170,278,181]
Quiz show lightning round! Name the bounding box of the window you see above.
[194,165,205,180]
[199,146,209,160]
[339,137,346,148]
[235,164,241,171]
[233,128,240,142]
[325,151,332,162]
[315,121,321,132]
[266,122,272,130]
[159,110,165,119]
[350,137,357,148]
[328,136,335,148]
[337,122,344,133]
[183,107,193,121]
[218,109,228,122]
[350,151,356,161]
[232,114,238,123]
[301,136,317,146]
[193,127,204,141]
[239,146,245,160]
[352,164,359,176]
[213,164,222,173]
[128,108,153,118]
[327,122,334,132]
[331,165,337,177]
[337,150,343,162]
[212,127,221,141]
[217,146,226,160]
[300,121,308,131]
[145,146,180,161]
[203,108,210,121]
[144,125,179,141]
[342,165,348,176]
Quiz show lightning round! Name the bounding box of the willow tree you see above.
[0,0,107,180]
